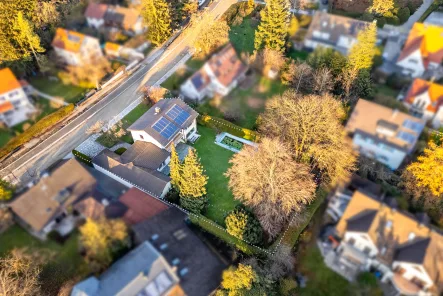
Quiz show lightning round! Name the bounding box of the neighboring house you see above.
[304,11,371,55]
[104,42,144,61]
[71,241,185,296]
[329,190,443,296]
[84,3,146,36]
[396,23,443,78]
[93,99,199,198]
[133,207,226,296]
[9,159,97,239]
[0,68,35,127]
[180,44,248,101]
[345,99,425,170]
[402,78,443,128]
[52,28,103,66]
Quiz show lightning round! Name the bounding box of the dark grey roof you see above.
[128,99,198,148]
[395,238,431,264]
[121,141,170,171]
[346,210,378,233]
[105,201,128,219]
[92,149,170,198]
[72,242,180,296]
[133,208,226,296]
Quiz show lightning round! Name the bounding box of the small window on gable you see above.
[386,220,393,229]
[408,232,416,241]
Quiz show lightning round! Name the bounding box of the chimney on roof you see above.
[392,109,399,119]
[155,107,161,114]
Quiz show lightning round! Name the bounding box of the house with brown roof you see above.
[402,78,443,128]
[84,3,146,36]
[52,28,103,66]
[396,23,443,78]
[304,11,372,55]
[9,159,97,239]
[346,99,425,170]
[0,68,35,127]
[325,190,443,296]
[180,44,248,101]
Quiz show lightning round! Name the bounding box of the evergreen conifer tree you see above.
[169,145,182,190]
[141,0,172,46]
[180,149,208,198]
[254,0,290,52]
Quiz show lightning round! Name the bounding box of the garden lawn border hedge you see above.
[72,149,93,166]
[198,114,259,142]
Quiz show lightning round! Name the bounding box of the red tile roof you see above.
[51,28,86,53]
[0,68,21,94]
[404,78,443,113]
[207,44,248,87]
[0,102,14,114]
[120,188,169,225]
[85,3,108,19]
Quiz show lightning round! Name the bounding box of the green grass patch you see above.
[114,147,127,155]
[161,69,193,91]
[229,17,258,54]
[288,49,309,61]
[30,76,88,104]
[0,225,89,295]
[197,76,287,130]
[185,58,206,70]
[0,129,13,148]
[193,126,239,225]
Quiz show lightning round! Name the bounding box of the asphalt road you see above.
[2,0,237,184]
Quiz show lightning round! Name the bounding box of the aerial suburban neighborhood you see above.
[0,0,443,295]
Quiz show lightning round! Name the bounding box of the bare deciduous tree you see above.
[280,60,313,93]
[313,67,334,95]
[225,138,316,238]
[251,48,286,79]
[86,120,104,135]
[259,91,357,186]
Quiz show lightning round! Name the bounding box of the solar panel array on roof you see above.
[402,119,424,133]
[152,117,179,140]
[166,104,190,125]
[191,74,203,90]
[397,131,416,144]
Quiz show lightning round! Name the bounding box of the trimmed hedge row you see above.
[189,213,266,256]
[72,149,92,166]
[0,104,75,160]
[418,0,441,22]
[198,115,259,142]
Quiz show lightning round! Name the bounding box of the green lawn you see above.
[0,129,13,147]
[96,102,151,148]
[193,126,239,225]
[197,76,287,129]
[230,17,258,54]
[0,225,89,295]
[298,247,353,296]
[288,49,309,61]
[161,68,194,91]
[30,76,88,104]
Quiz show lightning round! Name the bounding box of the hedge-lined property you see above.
[0,104,75,160]
[72,149,92,166]
[198,114,259,142]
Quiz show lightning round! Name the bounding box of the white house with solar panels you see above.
[127,98,199,151]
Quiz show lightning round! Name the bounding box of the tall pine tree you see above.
[141,0,172,46]
[169,145,182,190]
[254,0,290,52]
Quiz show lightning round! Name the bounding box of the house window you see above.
[408,232,416,241]
[347,238,356,245]
[363,246,371,255]
[139,134,144,140]
[385,220,393,229]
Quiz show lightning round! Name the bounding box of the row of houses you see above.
[322,182,443,295]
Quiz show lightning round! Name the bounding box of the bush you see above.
[225,206,264,245]
[387,16,400,25]
[0,104,75,160]
[114,147,127,155]
[386,73,411,90]
[376,17,387,28]
[180,195,207,214]
[198,115,259,142]
[221,137,244,150]
[279,278,297,296]
[398,7,411,23]
[72,149,92,166]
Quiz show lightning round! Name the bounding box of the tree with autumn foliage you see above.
[259,91,356,186]
[79,218,129,271]
[0,180,14,201]
[254,0,290,52]
[368,0,395,17]
[141,0,172,46]
[193,15,230,57]
[226,138,316,238]
[169,144,182,190]
[217,264,258,296]
[225,206,263,245]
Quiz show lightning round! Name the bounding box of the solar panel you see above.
[402,120,423,133]
[166,105,190,126]
[152,117,179,139]
[397,131,416,144]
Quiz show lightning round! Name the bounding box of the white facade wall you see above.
[204,64,231,96]
[353,133,407,170]
[397,50,425,77]
[344,232,378,258]
[392,261,434,291]
[0,87,34,127]
[54,47,81,66]
[130,130,164,149]
[86,17,104,29]
[180,79,207,101]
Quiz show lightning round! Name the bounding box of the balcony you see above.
[391,273,422,296]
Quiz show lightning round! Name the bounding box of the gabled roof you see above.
[104,6,141,31]
[120,141,170,171]
[119,188,169,225]
[128,99,198,148]
[207,43,248,87]
[92,149,170,198]
[52,28,87,53]
[404,78,443,113]
[84,3,108,19]
[0,68,21,94]
[336,190,443,289]
[133,208,226,296]
[189,69,211,91]
[10,159,96,231]
[346,210,377,233]
[346,99,425,152]
[0,102,14,114]
[73,197,105,220]
[72,241,183,296]
[398,23,443,69]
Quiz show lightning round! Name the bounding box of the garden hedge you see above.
[72,149,92,166]
[198,115,259,142]
[0,104,75,160]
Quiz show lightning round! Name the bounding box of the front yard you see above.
[30,76,88,104]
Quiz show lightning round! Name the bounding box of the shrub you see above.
[114,147,127,155]
[0,104,75,160]
[225,206,263,245]
[72,149,92,166]
[180,195,207,214]
[376,17,387,27]
[398,7,410,23]
[386,73,411,90]
[0,180,14,201]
